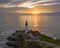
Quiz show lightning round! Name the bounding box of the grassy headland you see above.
[39,34,60,46]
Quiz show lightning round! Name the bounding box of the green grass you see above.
[39,34,60,46]
[46,46,54,48]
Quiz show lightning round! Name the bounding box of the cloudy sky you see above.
[0,0,60,16]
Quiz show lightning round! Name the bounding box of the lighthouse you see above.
[25,20,29,34]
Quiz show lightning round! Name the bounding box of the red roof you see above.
[25,35,32,40]
[29,30,40,37]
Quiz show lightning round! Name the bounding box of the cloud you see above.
[0,7,60,17]
[0,0,11,4]
[0,0,60,8]
[39,12,60,16]
[39,4,60,12]
[0,7,32,16]
[54,0,60,1]
[0,0,60,16]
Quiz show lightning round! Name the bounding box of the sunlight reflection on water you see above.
[0,16,60,39]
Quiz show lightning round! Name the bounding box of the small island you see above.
[6,21,60,48]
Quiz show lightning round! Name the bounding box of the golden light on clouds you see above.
[31,7,46,14]
[17,6,52,15]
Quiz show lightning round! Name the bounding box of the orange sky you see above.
[17,6,52,15]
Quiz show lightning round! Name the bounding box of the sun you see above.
[32,11,39,14]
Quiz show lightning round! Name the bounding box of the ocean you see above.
[0,16,60,39]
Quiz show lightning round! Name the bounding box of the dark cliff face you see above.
[6,30,24,48]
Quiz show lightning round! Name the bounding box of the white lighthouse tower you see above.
[25,20,29,34]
